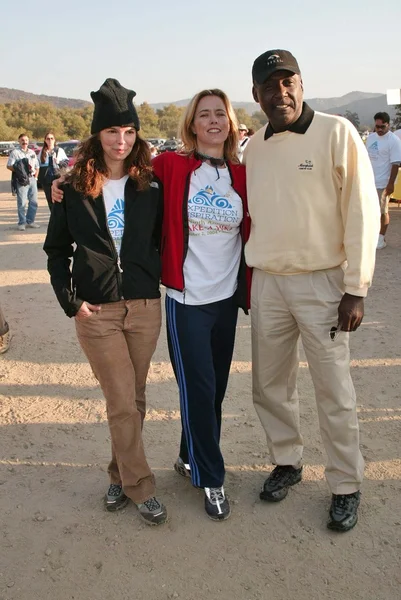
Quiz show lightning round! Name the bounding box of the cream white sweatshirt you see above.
[244,111,380,297]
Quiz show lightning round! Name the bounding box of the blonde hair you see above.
[179,89,239,163]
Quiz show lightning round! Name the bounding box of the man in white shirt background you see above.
[366,112,401,249]
[7,133,40,231]
[237,123,249,162]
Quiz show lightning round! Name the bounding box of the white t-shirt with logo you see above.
[167,162,243,305]
[366,131,401,188]
[102,175,128,255]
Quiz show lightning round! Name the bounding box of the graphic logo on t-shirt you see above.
[189,185,233,209]
[107,198,124,228]
[107,198,124,253]
[367,140,379,161]
[188,185,241,235]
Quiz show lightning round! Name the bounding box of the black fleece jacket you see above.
[43,176,163,317]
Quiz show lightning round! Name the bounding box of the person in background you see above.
[38,132,69,210]
[7,133,40,231]
[148,143,158,159]
[245,49,379,532]
[366,112,401,249]
[237,123,249,162]
[0,302,11,354]
[44,78,167,526]
[153,89,250,522]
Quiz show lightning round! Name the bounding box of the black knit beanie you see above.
[90,78,140,134]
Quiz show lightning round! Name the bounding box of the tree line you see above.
[2,99,399,141]
[0,100,268,141]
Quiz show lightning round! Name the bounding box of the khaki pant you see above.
[75,299,161,503]
[251,267,364,495]
[377,188,389,214]
[0,302,8,336]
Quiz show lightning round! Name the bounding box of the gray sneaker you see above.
[26,222,40,228]
[0,329,11,354]
[104,484,129,512]
[174,457,191,479]
[136,496,167,526]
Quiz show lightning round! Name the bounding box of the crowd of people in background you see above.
[1,48,400,536]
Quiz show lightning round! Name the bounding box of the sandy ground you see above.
[0,156,400,600]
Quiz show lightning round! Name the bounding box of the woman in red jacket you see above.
[153,89,250,522]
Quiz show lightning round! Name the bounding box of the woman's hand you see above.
[51,175,66,203]
[75,302,101,320]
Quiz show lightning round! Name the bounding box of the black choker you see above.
[194,151,226,167]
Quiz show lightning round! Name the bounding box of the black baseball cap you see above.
[252,49,301,85]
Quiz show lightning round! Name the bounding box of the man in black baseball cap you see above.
[252,49,305,134]
[244,49,379,534]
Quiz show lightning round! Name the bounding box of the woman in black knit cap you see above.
[44,79,167,526]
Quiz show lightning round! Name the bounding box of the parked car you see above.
[146,138,166,149]
[0,142,17,156]
[58,140,80,167]
[158,139,181,153]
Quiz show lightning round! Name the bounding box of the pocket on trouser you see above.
[310,268,344,306]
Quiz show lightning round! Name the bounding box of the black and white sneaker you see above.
[104,484,129,512]
[136,496,167,526]
[260,465,303,502]
[204,486,231,521]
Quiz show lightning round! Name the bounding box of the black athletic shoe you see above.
[204,486,231,521]
[260,465,303,502]
[104,484,129,512]
[327,491,360,532]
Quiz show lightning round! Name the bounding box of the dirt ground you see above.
[0,156,400,600]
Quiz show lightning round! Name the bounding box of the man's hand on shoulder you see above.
[337,293,364,332]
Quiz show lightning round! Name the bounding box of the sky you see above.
[1,0,401,105]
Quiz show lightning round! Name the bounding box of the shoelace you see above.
[143,497,161,512]
[108,484,123,497]
[207,487,225,505]
[269,466,294,483]
[333,494,358,514]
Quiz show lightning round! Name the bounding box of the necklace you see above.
[194,150,226,167]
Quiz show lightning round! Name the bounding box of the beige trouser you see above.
[75,298,161,503]
[376,188,389,214]
[251,267,364,495]
[0,303,8,335]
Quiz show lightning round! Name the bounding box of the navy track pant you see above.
[165,295,238,488]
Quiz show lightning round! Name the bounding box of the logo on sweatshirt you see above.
[298,159,313,171]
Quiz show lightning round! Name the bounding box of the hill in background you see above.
[0,87,90,110]
[152,91,395,125]
[0,87,395,126]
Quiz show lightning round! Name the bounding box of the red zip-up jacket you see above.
[153,151,251,313]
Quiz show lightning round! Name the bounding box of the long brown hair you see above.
[40,131,56,164]
[179,89,240,163]
[67,133,152,198]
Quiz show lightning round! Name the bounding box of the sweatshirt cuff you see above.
[344,285,368,298]
[66,298,84,318]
